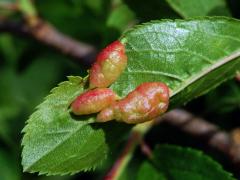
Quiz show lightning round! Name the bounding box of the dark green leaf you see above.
[140,144,235,180]
[111,17,240,107]
[137,162,166,180]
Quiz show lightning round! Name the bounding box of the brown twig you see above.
[0,2,19,11]
[0,19,97,66]
[161,109,240,167]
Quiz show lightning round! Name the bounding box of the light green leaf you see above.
[166,0,231,18]
[22,76,131,175]
[22,77,103,175]
[137,144,235,180]
[111,17,240,107]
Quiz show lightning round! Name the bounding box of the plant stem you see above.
[104,121,154,180]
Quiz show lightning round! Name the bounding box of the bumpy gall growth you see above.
[71,88,118,115]
[97,82,169,124]
[89,40,127,88]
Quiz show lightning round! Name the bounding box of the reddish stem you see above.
[104,132,141,180]
[140,140,153,159]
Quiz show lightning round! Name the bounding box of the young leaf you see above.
[111,17,240,107]
[21,76,131,175]
[137,144,235,180]
[165,0,231,18]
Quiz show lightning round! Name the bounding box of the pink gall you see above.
[97,82,169,124]
[71,88,118,115]
[89,40,127,88]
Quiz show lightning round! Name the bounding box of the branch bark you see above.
[162,109,240,167]
[105,109,240,179]
[0,19,97,66]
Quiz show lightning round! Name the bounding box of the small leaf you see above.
[165,0,231,18]
[137,144,235,180]
[21,76,131,175]
[111,17,240,107]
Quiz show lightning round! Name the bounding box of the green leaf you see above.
[137,162,166,180]
[21,76,131,175]
[107,4,135,32]
[137,144,235,180]
[111,17,240,107]
[166,0,231,18]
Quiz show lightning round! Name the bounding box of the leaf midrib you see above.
[170,49,240,97]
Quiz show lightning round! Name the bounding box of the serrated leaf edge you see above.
[120,17,240,99]
[21,76,108,175]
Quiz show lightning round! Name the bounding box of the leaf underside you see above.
[22,17,240,175]
[137,144,235,180]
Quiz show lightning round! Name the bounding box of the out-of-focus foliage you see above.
[0,150,20,180]
[206,80,240,113]
[166,0,231,18]
[137,145,234,180]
